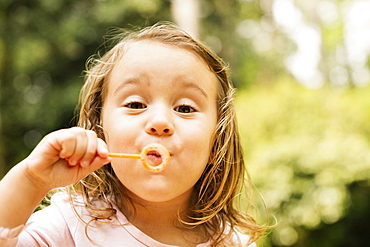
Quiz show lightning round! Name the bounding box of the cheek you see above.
[111,159,145,189]
[191,117,216,150]
[102,119,138,153]
[180,125,215,166]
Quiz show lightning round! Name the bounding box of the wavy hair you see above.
[71,22,268,246]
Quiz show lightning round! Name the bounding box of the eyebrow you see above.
[112,77,209,99]
[180,80,209,99]
[112,77,146,96]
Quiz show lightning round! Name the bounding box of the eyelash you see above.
[124,101,196,113]
[124,101,146,109]
[174,104,196,113]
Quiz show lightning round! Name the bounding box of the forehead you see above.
[106,40,219,96]
[117,40,210,72]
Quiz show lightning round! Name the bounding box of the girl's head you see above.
[76,22,264,244]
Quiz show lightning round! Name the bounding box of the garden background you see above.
[1,0,370,246]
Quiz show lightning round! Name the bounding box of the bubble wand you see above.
[108,143,170,173]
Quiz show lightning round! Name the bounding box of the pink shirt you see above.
[0,193,255,246]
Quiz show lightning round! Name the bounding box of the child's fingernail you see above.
[69,159,79,166]
[80,160,89,167]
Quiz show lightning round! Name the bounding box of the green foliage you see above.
[2,1,370,246]
[0,0,172,175]
[236,81,370,246]
[200,0,270,88]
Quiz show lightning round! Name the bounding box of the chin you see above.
[136,189,179,202]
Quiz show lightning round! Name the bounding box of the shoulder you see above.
[219,227,257,247]
[17,192,74,246]
[27,192,76,225]
[23,192,142,246]
[200,227,256,247]
[231,230,256,247]
[20,192,124,246]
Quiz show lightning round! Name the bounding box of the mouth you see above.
[140,143,170,173]
[146,150,163,166]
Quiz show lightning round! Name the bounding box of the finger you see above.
[58,130,77,160]
[79,130,99,167]
[96,138,109,159]
[80,155,111,175]
[64,127,88,166]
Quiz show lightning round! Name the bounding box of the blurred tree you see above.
[171,0,200,38]
[2,1,370,246]
[0,0,278,176]
[237,81,370,246]
[200,0,272,88]
[0,0,172,176]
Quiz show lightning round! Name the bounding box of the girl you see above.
[0,22,267,246]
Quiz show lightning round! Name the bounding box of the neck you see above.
[118,188,207,246]
[123,188,193,228]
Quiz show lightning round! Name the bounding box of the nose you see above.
[145,106,174,136]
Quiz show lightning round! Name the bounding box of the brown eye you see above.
[125,101,146,109]
[175,105,195,113]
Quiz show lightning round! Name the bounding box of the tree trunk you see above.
[171,0,200,38]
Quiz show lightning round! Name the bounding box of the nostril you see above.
[147,126,172,135]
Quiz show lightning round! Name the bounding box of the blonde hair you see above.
[72,22,267,246]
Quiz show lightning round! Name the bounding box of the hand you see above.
[22,127,111,191]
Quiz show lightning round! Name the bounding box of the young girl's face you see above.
[101,41,218,204]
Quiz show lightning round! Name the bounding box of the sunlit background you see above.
[1,0,370,246]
